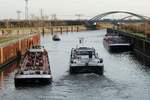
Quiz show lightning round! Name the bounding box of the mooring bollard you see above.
[51,28,53,35]
[77,26,79,32]
[42,28,45,34]
[2,30,4,35]
[60,27,63,34]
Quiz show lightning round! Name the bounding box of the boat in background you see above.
[14,45,52,86]
[103,35,132,52]
[52,34,61,41]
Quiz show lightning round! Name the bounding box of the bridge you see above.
[89,11,150,23]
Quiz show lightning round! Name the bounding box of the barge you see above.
[70,46,104,75]
[103,35,132,52]
[14,46,52,86]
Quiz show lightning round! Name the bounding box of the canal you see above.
[0,30,150,100]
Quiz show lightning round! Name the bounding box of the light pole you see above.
[25,0,29,20]
[51,14,57,21]
[40,8,44,20]
[75,14,83,20]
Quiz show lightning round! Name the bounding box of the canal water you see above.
[1,30,150,100]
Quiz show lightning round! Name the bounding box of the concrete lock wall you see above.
[0,34,40,65]
[107,28,150,65]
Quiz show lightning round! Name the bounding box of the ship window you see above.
[77,51,94,55]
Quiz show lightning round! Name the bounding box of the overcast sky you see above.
[0,0,149,19]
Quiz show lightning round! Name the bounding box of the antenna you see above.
[51,14,57,21]
[25,0,29,20]
[79,37,84,44]
[40,8,44,20]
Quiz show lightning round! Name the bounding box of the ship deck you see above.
[15,46,52,85]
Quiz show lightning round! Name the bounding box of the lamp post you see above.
[75,14,83,20]
[25,0,29,20]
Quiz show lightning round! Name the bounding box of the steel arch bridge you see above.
[89,11,150,22]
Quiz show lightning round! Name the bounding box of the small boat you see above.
[52,34,61,41]
[14,45,52,86]
[69,46,104,75]
[103,35,132,52]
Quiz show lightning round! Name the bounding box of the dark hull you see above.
[14,77,52,86]
[52,38,60,41]
[103,40,132,53]
[70,66,104,75]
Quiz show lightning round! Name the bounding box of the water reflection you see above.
[0,72,4,88]
[0,62,18,89]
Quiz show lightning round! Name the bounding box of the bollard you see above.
[66,27,68,33]
[60,27,63,34]
[71,27,73,32]
[17,30,19,34]
[77,26,79,32]
[51,28,53,35]
[42,28,45,34]
[2,30,4,35]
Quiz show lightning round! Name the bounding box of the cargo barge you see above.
[14,46,52,86]
[103,35,132,52]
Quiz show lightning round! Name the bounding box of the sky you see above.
[0,0,150,20]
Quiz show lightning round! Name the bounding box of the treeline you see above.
[119,21,150,34]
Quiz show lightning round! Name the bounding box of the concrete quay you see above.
[0,33,40,69]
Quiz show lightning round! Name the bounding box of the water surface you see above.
[0,30,150,100]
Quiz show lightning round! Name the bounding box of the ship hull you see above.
[15,75,52,86]
[70,65,104,75]
[103,39,132,53]
[52,38,60,41]
[52,35,61,41]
